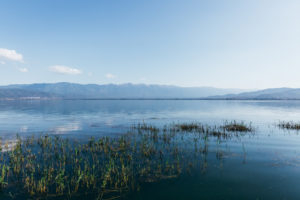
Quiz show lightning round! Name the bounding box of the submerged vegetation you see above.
[0,121,254,199]
[278,121,300,130]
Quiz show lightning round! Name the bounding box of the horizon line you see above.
[0,81,261,90]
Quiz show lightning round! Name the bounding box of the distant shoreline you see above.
[1,98,300,101]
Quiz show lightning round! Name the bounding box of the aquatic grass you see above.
[0,121,254,199]
[278,121,300,130]
[0,135,189,199]
[222,121,253,132]
[175,123,204,132]
[165,121,252,138]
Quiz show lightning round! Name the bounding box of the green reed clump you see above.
[175,123,205,132]
[222,121,253,132]
[0,134,191,199]
[0,121,254,199]
[0,164,8,190]
[278,121,300,130]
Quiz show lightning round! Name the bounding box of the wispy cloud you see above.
[0,48,23,62]
[49,65,82,75]
[19,68,28,73]
[0,61,5,65]
[106,73,116,79]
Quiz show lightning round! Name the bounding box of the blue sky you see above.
[0,0,300,89]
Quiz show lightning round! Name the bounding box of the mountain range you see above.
[0,82,245,99]
[0,82,299,100]
[208,88,300,100]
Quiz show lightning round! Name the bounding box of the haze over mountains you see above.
[0,83,299,100]
[209,88,300,100]
[0,82,245,99]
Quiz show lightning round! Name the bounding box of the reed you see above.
[0,121,254,199]
[222,121,253,132]
[278,121,300,130]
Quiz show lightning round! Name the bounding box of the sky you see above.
[0,0,300,89]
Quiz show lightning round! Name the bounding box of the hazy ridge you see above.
[0,82,245,99]
[1,83,300,100]
[209,88,300,100]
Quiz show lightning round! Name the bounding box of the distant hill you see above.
[0,82,246,99]
[209,88,300,100]
[3,83,300,100]
[0,88,56,99]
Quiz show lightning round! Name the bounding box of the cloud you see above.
[19,68,28,73]
[0,48,23,62]
[106,73,116,79]
[0,61,5,65]
[49,65,82,75]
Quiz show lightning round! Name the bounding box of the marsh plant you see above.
[222,120,253,132]
[278,121,300,130]
[0,121,253,199]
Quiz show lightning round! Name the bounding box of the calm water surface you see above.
[1,100,300,199]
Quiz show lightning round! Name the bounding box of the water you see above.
[1,100,300,199]
[2,99,300,138]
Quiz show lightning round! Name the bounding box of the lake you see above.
[0,100,300,199]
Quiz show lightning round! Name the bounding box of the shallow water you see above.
[1,100,300,199]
